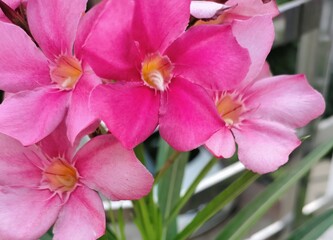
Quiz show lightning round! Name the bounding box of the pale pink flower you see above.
[190,0,279,23]
[0,122,153,239]
[201,17,325,173]
[83,0,250,151]
[0,0,101,146]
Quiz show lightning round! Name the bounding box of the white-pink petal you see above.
[205,127,236,158]
[190,1,229,19]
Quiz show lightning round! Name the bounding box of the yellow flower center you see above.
[43,158,78,192]
[50,55,82,90]
[216,94,243,126]
[141,53,173,91]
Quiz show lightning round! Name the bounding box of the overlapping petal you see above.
[245,74,325,128]
[0,21,50,93]
[27,0,87,59]
[74,135,153,200]
[205,127,236,158]
[133,0,191,53]
[233,119,301,174]
[83,0,140,81]
[90,82,160,149]
[53,186,105,240]
[226,0,279,18]
[0,87,69,146]
[232,16,275,85]
[0,187,61,240]
[159,77,222,151]
[166,24,250,90]
[66,71,101,145]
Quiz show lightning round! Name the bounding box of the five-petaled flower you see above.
[0,122,153,239]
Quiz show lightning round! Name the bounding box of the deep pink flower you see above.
[201,17,325,173]
[83,0,250,151]
[0,0,100,145]
[0,122,153,239]
[190,0,279,23]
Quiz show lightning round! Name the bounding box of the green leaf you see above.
[40,232,53,240]
[158,149,189,240]
[215,137,333,240]
[98,227,118,240]
[287,209,333,240]
[175,171,259,240]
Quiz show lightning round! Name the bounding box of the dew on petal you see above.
[141,53,174,91]
[50,55,82,90]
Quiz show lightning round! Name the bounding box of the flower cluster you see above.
[0,0,325,239]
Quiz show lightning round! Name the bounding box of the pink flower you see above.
[0,0,101,146]
[0,122,153,239]
[190,0,279,23]
[83,0,250,151]
[0,0,24,23]
[201,16,325,173]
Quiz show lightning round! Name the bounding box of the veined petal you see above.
[0,133,43,187]
[66,71,101,145]
[74,135,153,200]
[0,187,61,240]
[90,82,159,149]
[205,127,236,158]
[0,21,50,92]
[53,186,105,240]
[159,77,222,151]
[133,0,191,53]
[166,24,250,90]
[233,119,301,174]
[245,74,325,128]
[0,87,69,146]
[83,0,140,81]
[27,0,87,59]
[232,16,275,85]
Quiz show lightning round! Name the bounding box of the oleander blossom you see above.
[0,0,101,146]
[83,0,250,151]
[0,122,153,239]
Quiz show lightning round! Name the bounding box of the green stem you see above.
[154,151,181,183]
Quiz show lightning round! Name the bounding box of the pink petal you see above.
[226,0,279,18]
[0,87,69,146]
[133,0,190,53]
[0,133,43,186]
[0,187,61,239]
[91,82,159,149]
[232,119,301,174]
[190,1,229,19]
[74,0,106,59]
[0,21,50,93]
[205,127,236,158]
[38,120,75,161]
[74,135,153,200]
[83,0,140,81]
[245,74,326,128]
[66,71,101,144]
[53,186,105,240]
[159,77,222,151]
[254,61,272,80]
[166,24,250,90]
[26,0,87,59]
[232,16,275,85]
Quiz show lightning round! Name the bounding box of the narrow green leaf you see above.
[40,232,53,240]
[216,138,333,240]
[175,171,259,240]
[117,208,126,240]
[158,151,189,240]
[166,157,217,225]
[98,227,118,240]
[288,209,333,240]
